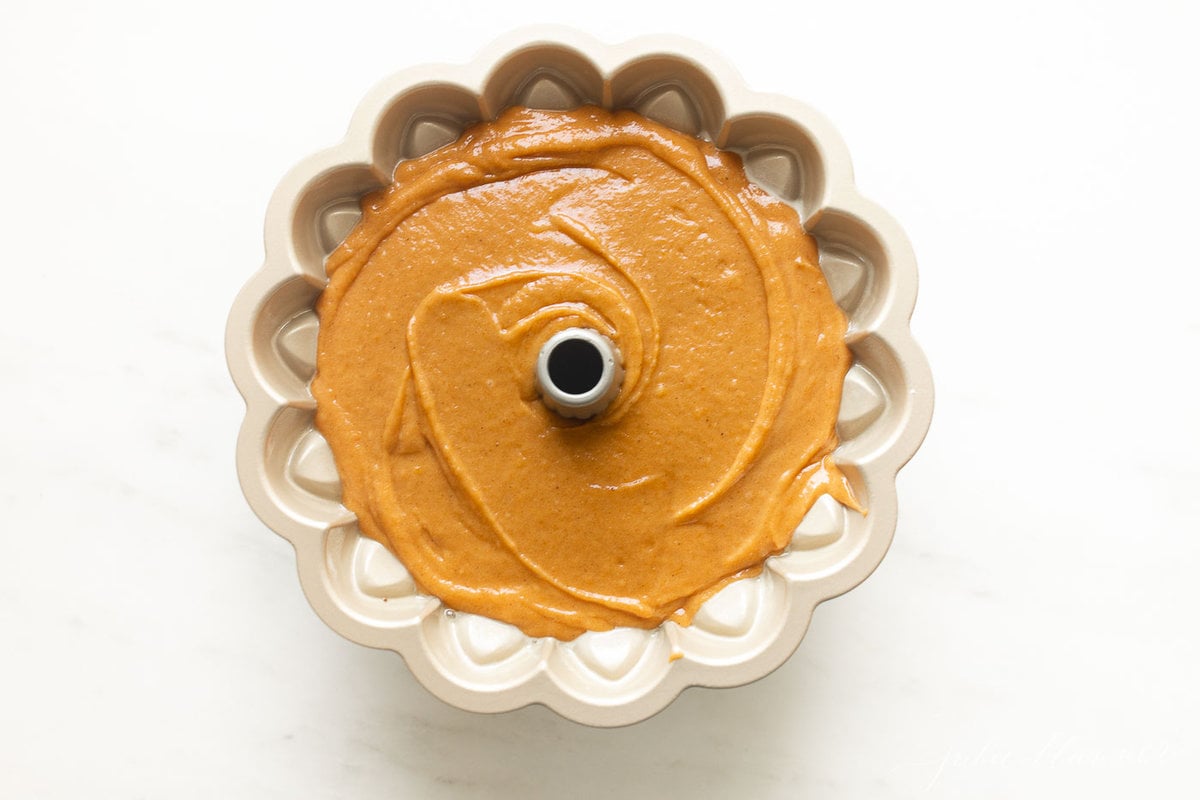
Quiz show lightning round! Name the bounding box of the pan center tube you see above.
[536,328,624,420]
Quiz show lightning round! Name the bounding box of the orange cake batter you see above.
[312,106,861,640]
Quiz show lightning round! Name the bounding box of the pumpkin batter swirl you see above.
[313,106,861,640]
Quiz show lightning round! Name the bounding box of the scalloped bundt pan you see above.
[226,28,933,727]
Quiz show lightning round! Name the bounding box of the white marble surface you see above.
[2,2,1197,797]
